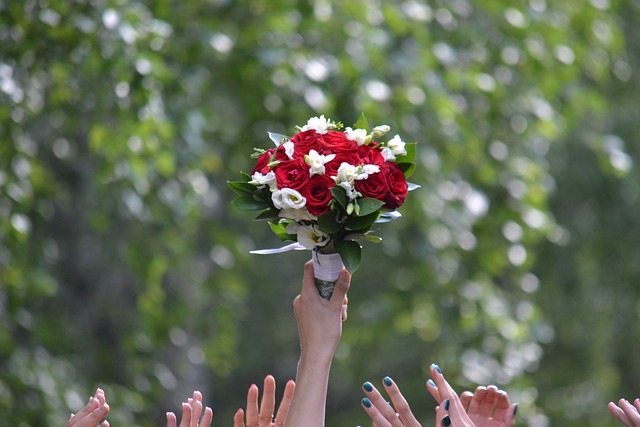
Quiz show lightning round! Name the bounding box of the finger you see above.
[301,261,318,296]
[258,375,276,426]
[167,412,178,427]
[329,269,351,309]
[99,422,110,427]
[362,381,399,425]
[609,402,634,427]
[274,380,295,426]
[191,395,203,427]
[72,397,100,422]
[435,399,451,427]
[245,384,260,427]
[179,403,192,427]
[233,408,246,427]
[429,364,473,426]
[381,376,420,427]
[200,407,213,427]
[342,303,348,322]
[635,399,640,414]
[361,397,393,427]
[477,385,498,417]
[619,399,640,426]
[459,391,473,410]
[83,402,109,427]
[491,390,511,422]
[467,386,487,415]
[426,378,441,403]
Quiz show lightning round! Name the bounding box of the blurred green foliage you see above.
[1,0,638,426]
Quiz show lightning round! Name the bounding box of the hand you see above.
[608,398,640,427]
[360,376,422,427]
[292,261,351,362]
[426,364,475,427]
[65,388,110,427]
[166,391,213,427]
[233,375,295,427]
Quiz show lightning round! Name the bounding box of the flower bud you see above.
[372,125,391,138]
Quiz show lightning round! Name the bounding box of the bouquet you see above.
[228,114,418,298]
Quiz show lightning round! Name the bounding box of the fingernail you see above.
[444,399,450,410]
[442,415,451,426]
[383,376,393,387]
[363,381,373,392]
[513,404,518,416]
[362,397,372,408]
[431,363,442,374]
[427,379,436,387]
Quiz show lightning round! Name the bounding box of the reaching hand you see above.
[609,398,640,427]
[428,378,517,427]
[166,390,213,427]
[360,376,422,427]
[233,375,296,427]
[65,388,110,427]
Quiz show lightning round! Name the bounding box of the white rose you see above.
[272,188,306,210]
[286,222,330,250]
[345,127,368,146]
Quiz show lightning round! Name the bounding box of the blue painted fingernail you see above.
[444,399,450,410]
[427,379,436,387]
[431,363,442,374]
[383,376,393,387]
[362,397,372,408]
[513,404,518,416]
[442,415,451,426]
[363,381,373,392]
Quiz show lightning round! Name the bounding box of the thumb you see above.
[329,268,350,307]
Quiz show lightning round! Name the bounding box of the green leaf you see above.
[232,196,270,211]
[354,113,370,132]
[331,186,349,210]
[398,162,416,178]
[345,210,379,230]
[362,234,382,243]
[335,240,361,273]
[317,211,341,234]
[356,198,384,216]
[241,172,252,182]
[395,142,416,164]
[254,209,279,221]
[227,180,257,196]
[269,222,297,241]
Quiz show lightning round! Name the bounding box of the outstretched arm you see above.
[283,261,350,427]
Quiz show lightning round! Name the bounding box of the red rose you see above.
[251,148,275,175]
[355,170,390,201]
[289,130,322,158]
[324,151,361,177]
[316,131,357,154]
[274,159,310,190]
[356,144,384,166]
[381,162,408,209]
[301,173,335,216]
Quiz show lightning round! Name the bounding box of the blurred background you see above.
[1,0,639,425]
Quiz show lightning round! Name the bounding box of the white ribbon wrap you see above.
[312,251,344,282]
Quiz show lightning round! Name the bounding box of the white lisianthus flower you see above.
[286,222,330,250]
[381,147,396,161]
[250,171,277,191]
[283,141,295,160]
[272,188,307,210]
[278,208,317,222]
[304,149,336,177]
[381,135,407,161]
[354,164,380,180]
[332,162,359,199]
[345,127,368,146]
[299,115,335,134]
[372,125,391,138]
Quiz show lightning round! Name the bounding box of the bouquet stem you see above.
[312,248,344,300]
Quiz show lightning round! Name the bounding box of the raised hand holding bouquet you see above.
[229,114,418,299]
